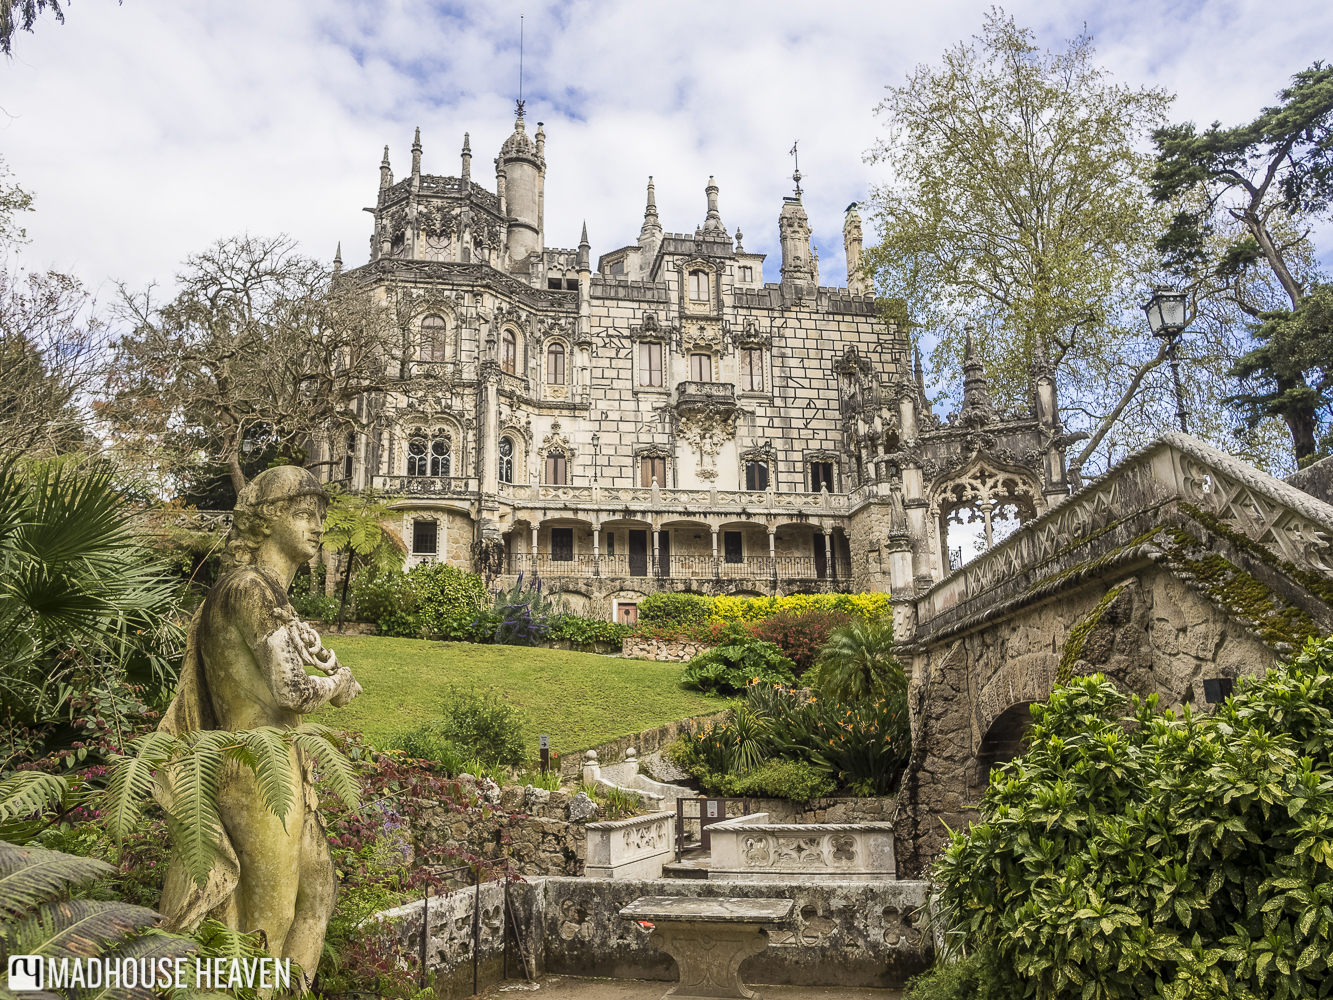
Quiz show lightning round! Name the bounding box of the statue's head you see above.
[222,466,329,571]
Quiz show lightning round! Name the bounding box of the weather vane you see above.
[515,15,526,120]
[789,140,802,195]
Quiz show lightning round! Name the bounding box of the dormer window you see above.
[688,270,708,301]
[739,265,753,282]
[609,260,625,276]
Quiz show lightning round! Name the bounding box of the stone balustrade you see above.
[585,811,676,879]
[495,481,847,511]
[706,813,896,882]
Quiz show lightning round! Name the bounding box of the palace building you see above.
[330,113,1076,624]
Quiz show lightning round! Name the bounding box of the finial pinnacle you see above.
[381,145,390,166]
[580,220,589,246]
[463,131,471,153]
[413,126,421,147]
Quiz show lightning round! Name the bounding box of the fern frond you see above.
[163,733,229,889]
[103,731,181,843]
[238,727,295,828]
[292,725,359,809]
[0,841,114,915]
[192,918,270,963]
[83,931,197,1000]
[0,772,71,843]
[9,898,163,960]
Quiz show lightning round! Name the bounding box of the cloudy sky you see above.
[3,0,1331,299]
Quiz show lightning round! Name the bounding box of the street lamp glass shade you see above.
[1144,288,1187,337]
[591,433,600,448]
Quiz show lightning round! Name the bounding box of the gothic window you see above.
[344,431,355,480]
[739,265,753,282]
[546,343,566,385]
[412,519,438,554]
[745,461,769,491]
[688,270,708,301]
[545,449,567,485]
[406,429,428,476]
[420,315,448,362]
[498,437,514,484]
[640,456,666,487]
[740,348,763,391]
[501,330,517,374]
[811,461,835,492]
[689,353,712,382]
[430,435,451,477]
[639,342,663,386]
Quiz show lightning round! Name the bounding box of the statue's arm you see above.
[254,624,362,714]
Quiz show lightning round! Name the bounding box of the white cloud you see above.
[2,0,1330,298]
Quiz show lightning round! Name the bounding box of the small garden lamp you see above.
[1143,285,1190,434]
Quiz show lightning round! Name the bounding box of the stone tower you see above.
[843,202,866,295]
[498,115,546,267]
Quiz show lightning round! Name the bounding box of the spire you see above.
[915,346,934,417]
[843,202,866,295]
[333,242,342,276]
[960,324,995,424]
[702,175,726,236]
[578,221,590,270]
[1031,327,1054,378]
[379,146,392,190]
[535,121,545,162]
[637,176,663,267]
[411,127,422,180]
[789,140,802,198]
[461,132,472,189]
[644,176,658,222]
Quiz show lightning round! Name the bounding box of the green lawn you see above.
[308,637,723,757]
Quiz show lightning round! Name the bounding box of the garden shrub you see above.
[804,619,906,701]
[639,592,714,625]
[750,607,852,675]
[547,616,632,646]
[358,562,488,639]
[679,637,797,695]
[933,638,1333,1000]
[475,572,564,645]
[290,564,339,622]
[709,592,892,624]
[383,721,466,774]
[436,687,528,767]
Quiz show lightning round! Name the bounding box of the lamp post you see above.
[1143,286,1190,434]
[591,432,600,484]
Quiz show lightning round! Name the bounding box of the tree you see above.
[806,620,905,703]
[0,0,62,55]
[0,154,33,248]
[321,488,405,631]
[103,235,414,499]
[866,11,1172,421]
[1151,62,1333,463]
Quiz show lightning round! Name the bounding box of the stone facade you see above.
[322,115,1071,612]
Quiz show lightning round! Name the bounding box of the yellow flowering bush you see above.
[709,592,891,624]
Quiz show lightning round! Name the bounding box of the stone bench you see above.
[618,895,794,999]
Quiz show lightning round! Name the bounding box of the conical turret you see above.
[637,176,662,265]
[702,176,726,237]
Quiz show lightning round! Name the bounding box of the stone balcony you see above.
[674,380,735,414]
[496,481,848,514]
[504,553,848,584]
[372,474,480,497]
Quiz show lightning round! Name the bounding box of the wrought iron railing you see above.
[501,553,844,581]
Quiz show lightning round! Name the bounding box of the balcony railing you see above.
[675,380,736,411]
[373,475,479,496]
[502,553,844,581]
[495,482,848,511]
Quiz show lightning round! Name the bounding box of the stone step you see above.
[661,850,711,880]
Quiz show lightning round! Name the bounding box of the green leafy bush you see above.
[750,607,853,675]
[547,615,631,646]
[905,954,999,1000]
[359,562,488,639]
[383,721,466,774]
[639,592,714,625]
[680,637,797,695]
[934,640,1333,1000]
[436,687,528,767]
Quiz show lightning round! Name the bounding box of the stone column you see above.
[711,527,720,580]
[820,529,830,580]
[651,523,661,578]
[592,525,601,577]
[481,368,499,494]
[530,523,539,574]
[767,526,777,585]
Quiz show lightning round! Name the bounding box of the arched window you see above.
[546,343,566,385]
[545,448,567,486]
[406,428,428,476]
[430,434,451,477]
[407,427,451,477]
[501,330,517,374]
[689,270,708,301]
[498,437,514,484]
[420,314,448,362]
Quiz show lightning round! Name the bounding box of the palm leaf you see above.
[238,727,295,827]
[0,842,114,915]
[292,725,359,809]
[0,772,70,826]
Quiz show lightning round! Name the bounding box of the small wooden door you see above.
[617,602,638,625]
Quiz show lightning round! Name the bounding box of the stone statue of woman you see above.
[155,466,362,984]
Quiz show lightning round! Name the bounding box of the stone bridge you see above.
[893,432,1333,876]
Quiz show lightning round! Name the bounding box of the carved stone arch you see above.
[536,421,576,484]
[677,256,720,316]
[927,456,1046,571]
[414,297,462,362]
